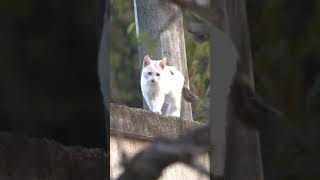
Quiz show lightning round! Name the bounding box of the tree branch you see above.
[117,125,211,180]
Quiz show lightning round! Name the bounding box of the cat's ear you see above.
[159,58,167,69]
[143,55,151,67]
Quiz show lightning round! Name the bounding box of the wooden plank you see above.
[110,103,205,140]
[209,25,238,179]
[98,0,110,113]
[206,0,263,179]
[223,1,264,180]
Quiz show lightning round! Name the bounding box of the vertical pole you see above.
[97,0,109,177]
[97,0,109,154]
[209,0,233,178]
[223,0,264,180]
[209,26,238,180]
[98,0,110,119]
[133,0,193,121]
[209,0,264,179]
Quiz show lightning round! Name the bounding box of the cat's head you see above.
[141,55,166,85]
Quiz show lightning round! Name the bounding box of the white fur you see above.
[140,56,185,117]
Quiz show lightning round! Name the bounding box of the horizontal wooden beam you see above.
[110,103,205,140]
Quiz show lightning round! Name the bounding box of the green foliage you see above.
[110,0,141,107]
[185,31,210,123]
[127,22,135,34]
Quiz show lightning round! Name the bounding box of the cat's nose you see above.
[151,80,155,83]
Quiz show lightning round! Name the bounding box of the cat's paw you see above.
[169,112,180,118]
[152,110,162,115]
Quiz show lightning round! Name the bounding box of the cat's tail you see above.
[182,87,199,102]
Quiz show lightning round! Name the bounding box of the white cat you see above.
[140,55,197,117]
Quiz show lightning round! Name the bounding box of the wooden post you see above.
[97,0,109,154]
[98,0,109,113]
[208,0,235,178]
[133,0,193,121]
[222,1,264,180]
[209,26,238,179]
[209,0,264,179]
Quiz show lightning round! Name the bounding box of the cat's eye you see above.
[148,72,152,75]
[156,73,160,76]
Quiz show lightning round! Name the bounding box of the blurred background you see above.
[247,0,320,147]
[110,0,320,178]
[0,0,106,148]
[1,0,320,175]
[246,2,320,178]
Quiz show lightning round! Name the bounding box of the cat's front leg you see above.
[150,94,165,115]
[167,93,181,117]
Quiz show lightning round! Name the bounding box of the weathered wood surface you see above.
[221,1,264,180]
[134,0,193,121]
[0,132,107,180]
[183,0,263,179]
[110,103,205,140]
[209,25,238,179]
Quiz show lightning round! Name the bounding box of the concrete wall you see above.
[110,103,210,180]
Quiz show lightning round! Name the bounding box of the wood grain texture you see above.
[110,103,204,140]
[222,1,264,180]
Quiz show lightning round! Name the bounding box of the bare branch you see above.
[117,125,210,180]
